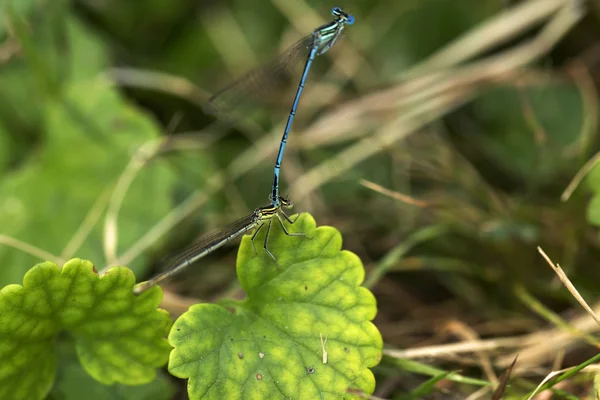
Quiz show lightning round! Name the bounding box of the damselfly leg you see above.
[249,222,265,255]
[280,209,302,224]
[262,218,280,268]
[276,214,309,238]
[247,210,308,269]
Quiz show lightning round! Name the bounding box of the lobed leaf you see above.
[169,213,382,399]
[0,258,171,400]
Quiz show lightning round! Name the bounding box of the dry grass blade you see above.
[526,366,574,400]
[496,305,600,368]
[0,235,64,266]
[491,355,518,400]
[107,68,210,109]
[61,187,112,260]
[537,246,600,327]
[495,248,600,369]
[384,336,536,360]
[445,320,498,386]
[359,179,429,207]
[0,37,20,63]
[561,151,600,201]
[103,139,163,267]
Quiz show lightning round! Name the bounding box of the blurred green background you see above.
[3,0,600,398]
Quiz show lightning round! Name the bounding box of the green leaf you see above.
[0,76,176,286]
[0,258,172,400]
[586,193,600,227]
[585,154,600,227]
[63,17,109,82]
[452,83,585,185]
[168,214,382,399]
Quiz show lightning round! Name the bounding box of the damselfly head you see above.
[331,6,355,25]
[279,196,294,209]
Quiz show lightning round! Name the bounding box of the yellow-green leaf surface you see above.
[0,259,171,400]
[168,214,383,399]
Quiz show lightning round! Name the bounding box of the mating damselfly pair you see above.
[133,7,355,295]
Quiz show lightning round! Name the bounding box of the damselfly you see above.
[133,196,304,294]
[207,7,355,207]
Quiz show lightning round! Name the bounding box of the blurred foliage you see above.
[2,0,600,398]
[50,340,175,400]
[0,8,177,285]
[453,83,585,186]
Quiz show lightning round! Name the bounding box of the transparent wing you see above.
[159,212,258,273]
[204,35,314,119]
[134,212,260,294]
